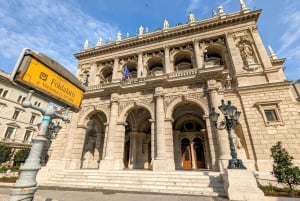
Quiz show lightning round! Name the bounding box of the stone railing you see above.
[86,66,223,91]
[168,68,198,78]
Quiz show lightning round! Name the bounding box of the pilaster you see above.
[137,52,143,78]
[193,40,201,69]
[112,57,119,82]
[164,46,172,73]
[207,80,231,172]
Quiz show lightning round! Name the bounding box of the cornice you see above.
[235,81,291,93]
[74,10,261,60]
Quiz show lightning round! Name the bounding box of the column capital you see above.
[207,79,219,91]
[154,87,164,97]
[149,119,155,123]
[193,39,200,44]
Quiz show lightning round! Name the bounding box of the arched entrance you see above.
[172,101,209,170]
[81,111,107,169]
[123,106,151,169]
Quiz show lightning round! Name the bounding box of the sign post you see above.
[8,49,85,201]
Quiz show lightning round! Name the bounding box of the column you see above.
[100,93,119,170]
[191,142,197,169]
[112,57,119,82]
[207,80,230,172]
[193,40,201,69]
[130,132,137,168]
[154,87,165,159]
[89,61,97,85]
[149,119,155,168]
[164,46,172,73]
[137,52,143,78]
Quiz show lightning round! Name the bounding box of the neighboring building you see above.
[0,70,50,162]
[38,2,300,198]
[292,79,300,101]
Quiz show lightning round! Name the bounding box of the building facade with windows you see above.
[0,70,50,158]
[38,2,300,198]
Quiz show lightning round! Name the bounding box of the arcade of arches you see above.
[80,100,219,171]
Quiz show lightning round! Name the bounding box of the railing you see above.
[168,68,198,78]
[86,66,223,91]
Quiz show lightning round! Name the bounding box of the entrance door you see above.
[193,138,205,168]
[181,138,192,169]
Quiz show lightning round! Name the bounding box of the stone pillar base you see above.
[152,159,175,171]
[99,159,124,170]
[9,186,37,201]
[223,169,265,201]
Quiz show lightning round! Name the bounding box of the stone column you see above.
[152,87,168,171]
[61,112,82,169]
[154,87,165,159]
[130,132,137,169]
[136,133,144,168]
[99,93,119,170]
[137,52,143,78]
[191,142,197,169]
[164,46,172,73]
[89,61,97,85]
[112,57,119,82]
[149,119,155,168]
[207,80,231,172]
[204,117,216,170]
[193,40,201,69]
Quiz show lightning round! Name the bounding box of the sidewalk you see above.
[0,184,299,201]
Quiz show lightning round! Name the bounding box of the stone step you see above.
[42,170,226,196]
[42,181,225,196]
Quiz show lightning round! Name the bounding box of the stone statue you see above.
[239,40,256,66]
[96,37,102,46]
[83,40,88,49]
[117,31,122,41]
[163,19,169,29]
[139,25,144,35]
[188,12,195,23]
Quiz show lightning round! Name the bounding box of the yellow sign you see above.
[20,57,84,109]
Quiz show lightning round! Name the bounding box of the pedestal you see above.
[223,169,265,201]
[152,159,175,171]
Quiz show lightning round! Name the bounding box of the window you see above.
[4,127,15,140]
[12,110,20,120]
[0,88,3,95]
[255,101,283,126]
[2,90,8,98]
[17,95,25,103]
[264,110,278,122]
[29,114,37,124]
[23,130,33,142]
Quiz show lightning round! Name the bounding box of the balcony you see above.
[86,65,225,92]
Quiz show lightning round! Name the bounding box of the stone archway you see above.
[172,101,209,170]
[124,106,152,169]
[81,111,107,169]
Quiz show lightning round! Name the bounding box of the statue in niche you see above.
[238,39,256,67]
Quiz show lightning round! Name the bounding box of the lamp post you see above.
[209,99,246,169]
[9,90,69,201]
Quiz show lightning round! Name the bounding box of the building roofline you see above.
[74,9,262,60]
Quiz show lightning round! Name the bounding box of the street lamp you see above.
[209,100,246,169]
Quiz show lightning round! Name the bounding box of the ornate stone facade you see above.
[38,3,300,199]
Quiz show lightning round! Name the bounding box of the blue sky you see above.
[0,0,300,81]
